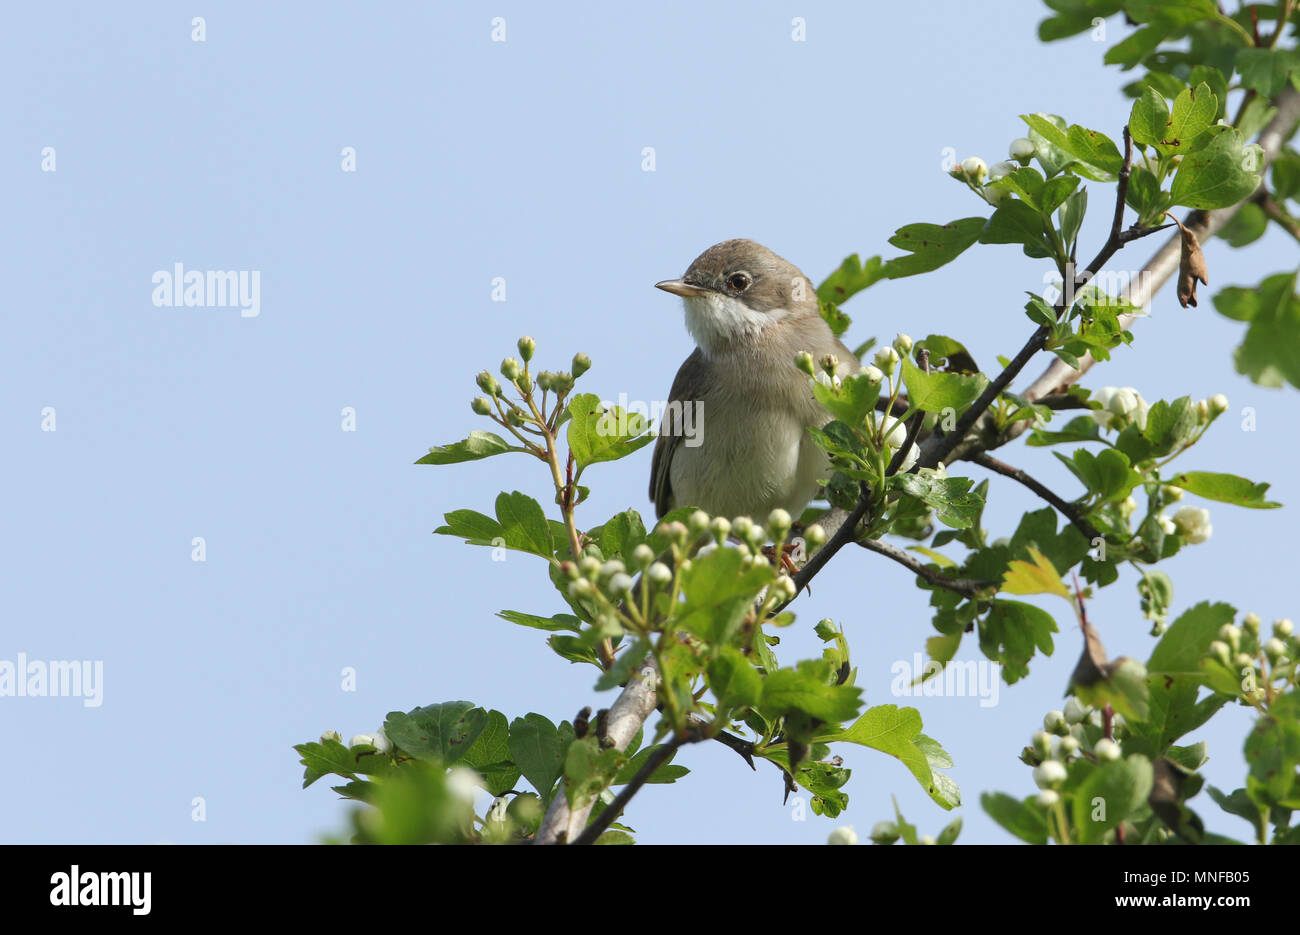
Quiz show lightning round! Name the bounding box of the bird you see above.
[649,239,858,522]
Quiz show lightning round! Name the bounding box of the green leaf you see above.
[900,356,989,413]
[1161,82,1219,155]
[817,253,885,305]
[979,199,1054,259]
[384,702,488,765]
[565,392,655,474]
[1128,86,1171,151]
[675,546,775,646]
[1170,128,1262,209]
[417,430,519,465]
[1054,447,1141,502]
[595,510,648,561]
[708,646,763,713]
[508,713,573,800]
[1059,186,1088,251]
[1217,201,1268,247]
[295,738,391,788]
[563,736,627,808]
[981,791,1048,844]
[826,705,959,809]
[497,610,582,632]
[890,472,985,530]
[980,599,1058,684]
[761,660,863,723]
[1075,656,1151,723]
[811,370,881,428]
[459,709,521,796]
[1073,755,1155,844]
[1217,272,1300,389]
[614,744,688,785]
[1236,48,1300,98]
[1167,471,1281,509]
[881,218,986,278]
[1020,114,1122,181]
[1001,548,1069,598]
[1027,414,1102,446]
[1246,694,1300,803]
[435,490,556,559]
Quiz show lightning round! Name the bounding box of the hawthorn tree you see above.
[296,0,1300,845]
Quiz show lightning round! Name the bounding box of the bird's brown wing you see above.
[649,348,708,519]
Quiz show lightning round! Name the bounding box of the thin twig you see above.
[972,452,1102,542]
[570,732,694,845]
[856,537,993,596]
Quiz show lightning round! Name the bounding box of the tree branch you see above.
[971,451,1101,542]
[570,730,694,845]
[855,537,993,596]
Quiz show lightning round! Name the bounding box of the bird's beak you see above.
[655,279,709,298]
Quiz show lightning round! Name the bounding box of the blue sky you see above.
[3,1,1295,844]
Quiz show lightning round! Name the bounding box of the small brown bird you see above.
[650,239,857,521]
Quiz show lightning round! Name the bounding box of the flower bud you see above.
[1208,640,1232,666]
[349,733,375,749]
[571,353,591,378]
[1036,789,1060,807]
[1196,399,1210,423]
[647,562,673,586]
[1208,393,1228,417]
[1063,697,1089,724]
[372,727,393,755]
[1033,760,1067,788]
[820,353,839,376]
[501,357,523,381]
[1094,738,1121,762]
[1059,736,1080,757]
[988,160,1017,182]
[578,556,601,578]
[632,543,655,568]
[1173,506,1212,544]
[1157,514,1177,536]
[893,333,914,355]
[688,510,711,536]
[447,766,484,804]
[773,575,797,601]
[471,396,493,416]
[874,346,900,375]
[1033,731,1053,759]
[1274,618,1294,639]
[1218,624,1241,652]
[766,508,792,539]
[961,156,988,181]
[804,523,826,551]
[795,350,816,377]
[1235,652,1256,669]
[560,560,580,580]
[1043,710,1068,735]
[600,559,626,579]
[476,370,501,396]
[827,825,858,846]
[731,516,754,539]
[608,573,634,596]
[710,516,731,541]
[919,835,936,845]
[1265,637,1288,663]
[568,579,594,599]
[536,371,554,392]
[869,821,899,845]
[517,335,536,362]
[1243,612,1261,635]
[1009,137,1036,162]
[320,730,342,744]
[862,365,885,385]
[549,371,574,394]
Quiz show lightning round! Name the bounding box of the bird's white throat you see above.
[681,292,779,355]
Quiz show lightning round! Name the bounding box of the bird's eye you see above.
[727,272,751,292]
